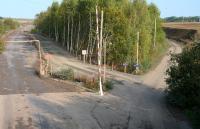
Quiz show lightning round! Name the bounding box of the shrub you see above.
[104,80,113,91]
[166,42,200,109]
[51,68,74,80]
[31,28,37,33]
[166,42,200,129]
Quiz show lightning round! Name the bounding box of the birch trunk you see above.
[96,6,103,96]
[76,14,80,57]
[67,16,70,51]
[63,16,66,47]
[70,16,74,53]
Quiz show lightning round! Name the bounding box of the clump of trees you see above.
[166,42,200,128]
[34,0,166,72]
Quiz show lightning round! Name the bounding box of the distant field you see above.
[163,22,200,43]
[163,22,200,31]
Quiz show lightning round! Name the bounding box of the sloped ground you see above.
[163,22,200,43]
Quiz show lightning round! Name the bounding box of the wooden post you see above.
[38,40,43,76]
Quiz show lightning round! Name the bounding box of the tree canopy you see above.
[34,0,166,72]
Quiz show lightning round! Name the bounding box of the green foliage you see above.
[34,0,166,72]
[166,42,200,129]
[186,109,200,129]
[0,18,18,54]
[0,18,18,35]
[3,18,19,30]
[0,40,4,53]
[166,43,200,109]
[104,80,113,90]
[52,68,74,80]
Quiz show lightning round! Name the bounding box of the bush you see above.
[31,28,37,33]
[166,42,200,129]
[104,80,113,91]
[51,68,74,80]
[166,42,200,109]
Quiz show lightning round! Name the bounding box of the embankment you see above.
[163,22,200,43]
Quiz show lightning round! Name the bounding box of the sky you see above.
[0,0,199,19]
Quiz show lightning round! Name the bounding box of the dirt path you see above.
[142,40,182,89]
[0,26,78,129]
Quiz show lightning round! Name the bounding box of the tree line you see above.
[34,0,166,72]
[164,16,200,23]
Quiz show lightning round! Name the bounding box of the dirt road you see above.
[0,27,78,129]
[0,26,191,129]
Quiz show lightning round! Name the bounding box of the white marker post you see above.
[82,50,87,63]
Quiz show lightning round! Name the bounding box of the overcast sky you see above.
[0,0,199,19]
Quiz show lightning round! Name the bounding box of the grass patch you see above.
[51,68,74,80]
[31,28,38,34]
[75,76,114,92]
[142,40,170,73]
[51,68,114,92]
[104,80,113,91]
[0,39,4,54]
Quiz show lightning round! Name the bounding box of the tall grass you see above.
[0,39,4,53]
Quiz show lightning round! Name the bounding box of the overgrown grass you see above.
[0,39,4,54]
[75,76,113,91]
[51,68,114,92]
[143,40,170,73]
[51,68,74,80]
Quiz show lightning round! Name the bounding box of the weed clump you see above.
[0,39,4,53]
[51,68,74,80]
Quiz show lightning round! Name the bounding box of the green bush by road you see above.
[0,18,19,53]
[166,42,200,129]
